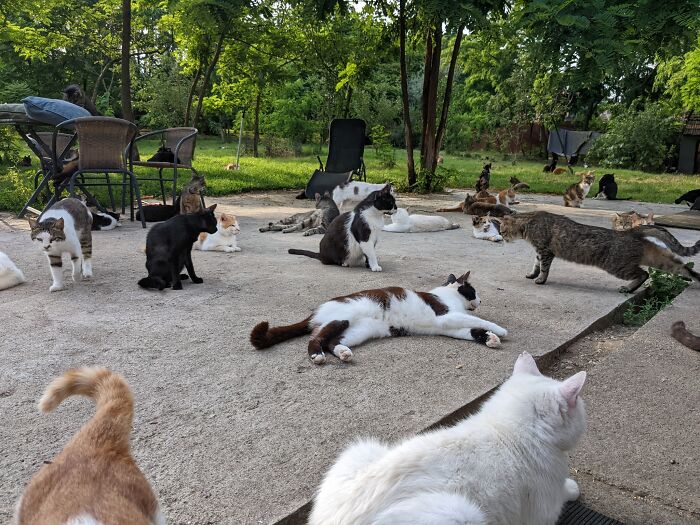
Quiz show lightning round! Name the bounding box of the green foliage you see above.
[623,267,691,326]
[586,102,682,172]
[411,166,453,194]
[370,124,396,168]
[0,129,21,164]
[657,36,700,111]
[0,168,33,211]
[134,59,190,129]
[0,81,33,103]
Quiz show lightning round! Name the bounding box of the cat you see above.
[691,196,700,211]
[611,210,654,231]
[474,162,491,192]
[138,204,217,290]
[194,212,241,252]
[496,182,530,205]
[136,204,178,223]
[496,211,700,293]
[437,194,514,217]
[288,185,396,272]
[250,271,507,364]
[671,321,700,351]
[309,352,586,525]
[14,367,164,525]
[91,210,121,231]
[509,176,528,187]
[475,190,497,204]
[19,155,32,167]
[178,174,206,214]
[382,207,459,233]
[594,173,629,200]
[552,167,568,175]
[675,189,700,206]
[0,250,25,290]
[563,171,595,207]
[472,215,502,242]
[332,181,394,209]
[259,192,340,236]
[28,197,93,292]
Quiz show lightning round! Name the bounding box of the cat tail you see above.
[138,276,167,289]
[39,368,133,454]
[642,242,700,282]
[288,248,320,259]
[511,182,530,190]
[250,316,313,349]
[671,321,700,351]
[641,227,700,256]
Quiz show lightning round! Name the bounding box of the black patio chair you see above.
[300,119,367,199]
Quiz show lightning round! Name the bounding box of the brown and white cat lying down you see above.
[250,271,507,364]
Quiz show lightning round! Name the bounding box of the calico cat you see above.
[0,250,25,290]
[288,185,396,272]
[332,181,394,209]
[472,215,502,242]
[179,174,206,214]
[671,321,700,351]
[611,211,654,231]
[194,212,241,252]
[259,192,340,236]
[475,162,491,192]
[675,189,700,206]
[382,208,459,233]
[496,211,700,293]
[497,182,529,205]
[309,352,585,525]
[138,204,217,290]
[250,271,507,364]
[14,368,164,525]
[91,210,121,231]
[475,190,497,204]
[563,171,595,207]
[594,173,629,200]
[29,198,93,292]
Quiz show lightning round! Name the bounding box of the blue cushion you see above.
[21,96,90,126]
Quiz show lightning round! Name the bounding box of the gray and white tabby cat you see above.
[28,198,93,292]
[259,192,339,236]
[288,185,396,272]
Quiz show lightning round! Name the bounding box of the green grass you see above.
[1,135,699,213]
[623,267,691,326]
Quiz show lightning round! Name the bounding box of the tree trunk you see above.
[398,0,416,187]
[420,22,442,174]
[120,0,135,122]
[193,31,226,129]
[343,85,353,118]
[253,88,262,158]
[184,60,203,126]
[435,22,465,154]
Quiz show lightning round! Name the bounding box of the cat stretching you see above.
[563,171,595,207]
[472,215,502,242]
[382,208,459,233]
[671,321,700,351]
[0,251,25,290]
[250,271,507,364]
[260,192,339,236]
[29,197,93,292]
[14,368,164,525]
[194,212,241,252]
[309,352,586,525]
[288,185,396,272]
[497,211,700,293]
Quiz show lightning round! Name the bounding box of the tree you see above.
[120,0,135,122]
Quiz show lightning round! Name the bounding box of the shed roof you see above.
[682,112,700,136]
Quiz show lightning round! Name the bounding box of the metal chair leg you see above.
[130,173,146,228]
[19,174,52,218]
[121,173,127,214]
[158,168,166,205]
[105,173,116,211]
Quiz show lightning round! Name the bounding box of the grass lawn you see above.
[1,135,698,213]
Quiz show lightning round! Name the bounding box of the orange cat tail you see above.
[250,316,313,349]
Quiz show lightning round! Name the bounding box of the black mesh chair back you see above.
[324,119,366,173]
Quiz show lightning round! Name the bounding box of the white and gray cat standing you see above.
[0,251,25,290]
[310,352,586,524]
[29,198,93,292]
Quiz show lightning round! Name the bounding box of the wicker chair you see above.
[131,127,199,204]
[50,117,146,227]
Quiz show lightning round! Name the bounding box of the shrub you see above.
[370,124,396,168]
[623,267,690,326]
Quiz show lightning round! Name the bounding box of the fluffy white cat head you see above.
[390,208,410,224]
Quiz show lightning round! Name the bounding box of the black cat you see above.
[136,204,178,223]
[594,174,629,200]
[138,204,217,290]
[475,163,492,192]
[91,210,120,230]
[692,197,700,211]
[675,189,700,206]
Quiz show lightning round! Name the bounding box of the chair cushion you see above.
[0,103,31,122]
[21,97,90,126]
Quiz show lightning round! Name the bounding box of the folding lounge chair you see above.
[301,118,367,199]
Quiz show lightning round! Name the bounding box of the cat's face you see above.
[495,216,520,241]
[219,213,240,234]
[315,192,335,209]
[444,271,480,310]
[614,211,653,230]
[372,185,397,214]
[391,208,410,222]
[188,175,206,194]
[472,215,492,233]
[502,352,587,450]
[29,218,66,251]
[580,171,595,185]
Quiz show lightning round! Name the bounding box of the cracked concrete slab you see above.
[0,191,698,524]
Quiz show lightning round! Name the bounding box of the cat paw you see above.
[525,272,539,279]
[491,326,508,338]
[82,271,92,280]
[233,246,241,252]
[172,282,183,290]
[534,276,548,285]
[72,272,81,282]
[370,265,382,272]
[485,331,501,348]
[310,352,327,365]
[564,478,580,501]
[618,286,631,294]
[49,283,65,292]
[191,277,204,284]
[334,345,353,362]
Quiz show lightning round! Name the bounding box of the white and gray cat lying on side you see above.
[333,181,396,209]
[310,351,586,525]
[382,208,459,233]
[0,251,25,290]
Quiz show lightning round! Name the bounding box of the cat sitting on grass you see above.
[309,352,586,525]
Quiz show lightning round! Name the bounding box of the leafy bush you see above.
[370,124,396,168]
[0,168,33,211]
[623,267,690,326]
[0,128,21,164]
[411,166,454,194]
[586,103,682,172]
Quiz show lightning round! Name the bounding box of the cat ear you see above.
[513,352,541,376]
[560,371,586,409]
[446,274,457,284]
[315,193,322,203]
[220,212,228,220]
[381,184,391,194]
[27,218,38,229]
[207,204,217,212]
[648,211,654,221]
[53,218,64,230]
[457,270,470,283]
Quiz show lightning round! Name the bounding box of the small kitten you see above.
[332,181,395,209]
[0,251,25,290]
[563,171,595,208]
[14,368,164,525]
[472,215,502,242]
[194,212,241,252]
[382,208,459,233]
[611,211,654,231]
[28,198,93,292]
[309,352,585,524]
[671,321,700,351]
[178,174,206,214]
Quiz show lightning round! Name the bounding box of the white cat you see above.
[194,212,241,252]
[472,214,503,242]
[333,181,395,209]
[0,251,25,290]
[382,208,459,233]
[310,352,586,524]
